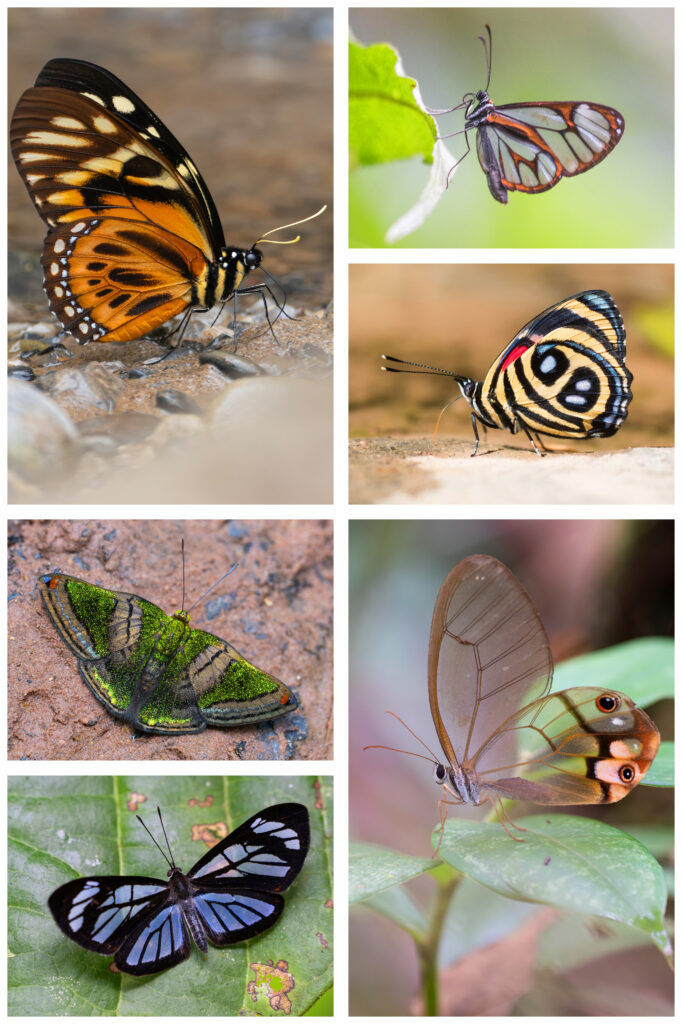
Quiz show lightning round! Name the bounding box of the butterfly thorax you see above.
[464,90,495,125]
[167,866,192,900]
[458,378,500,430]
[436,761,483,805]
[200,245,262,308]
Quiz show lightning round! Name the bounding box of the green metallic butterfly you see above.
[39,572,298,735]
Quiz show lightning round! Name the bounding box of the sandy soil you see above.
[349,437,673,505]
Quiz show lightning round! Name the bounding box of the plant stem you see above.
[414,873,460,1015]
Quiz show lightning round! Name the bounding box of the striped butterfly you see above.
[10,59,322,347]
[48,803,310,975]
[367,555,659,850]
[429,26,625,203]
[382,290,632,455]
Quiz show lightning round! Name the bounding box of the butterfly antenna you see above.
[382,354,462,378]
[364,709,443,765]
[181,536,186,613]
[479,24,492,91]
[136,809,176,871]
[254,205,327,247]
[185,563,239,615]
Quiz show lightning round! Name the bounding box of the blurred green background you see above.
[349,519,673,1014]
[349,8,673,247]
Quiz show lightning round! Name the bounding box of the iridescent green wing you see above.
[39,572,205,734]
[185,627,299,725]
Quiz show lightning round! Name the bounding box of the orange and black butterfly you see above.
[430,27,625,203]
[10,59,322,345]
[382,291,632,456]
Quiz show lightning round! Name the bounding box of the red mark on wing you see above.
[499,341,532,372]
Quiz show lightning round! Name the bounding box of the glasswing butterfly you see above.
[429,26,625,203]
[366,555,659,851]
[10,59,324,347]
[382,290,632,456]
[48,803,310,975]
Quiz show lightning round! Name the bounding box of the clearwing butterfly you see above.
[10,59,323,346]
[39,568,298,735]
[366,555,659,850]
[428,26,625,203]
[48,803,310,975]
[382,290,633,456]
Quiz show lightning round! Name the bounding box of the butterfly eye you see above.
[434,763,446,783]
[596,693,621,713]
[619,764,636,783]
[245,248,263,270]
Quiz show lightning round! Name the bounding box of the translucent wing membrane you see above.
[427,555,660,813]
[428,554,553,770]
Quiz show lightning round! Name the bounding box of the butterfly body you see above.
[48,803,310,975]
[11,59,268,344]
[382,290,632,455]
[428,555,659,821]
[39,572,298,734]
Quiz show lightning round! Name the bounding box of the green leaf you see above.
[349,42,436,168]
[437,816,670,954]
[643,740,673,786]
[365,885,429,938]
[9,776,333,1016]
[551,638,673,702]
[350,841,435,903]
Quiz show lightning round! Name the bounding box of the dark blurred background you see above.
[350,519,673,1014]
[8,7,332,307]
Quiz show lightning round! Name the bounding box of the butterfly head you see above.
[172,610,191,625]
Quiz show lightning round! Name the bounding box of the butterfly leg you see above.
[433,786,463,857]
[469,412,481,456]
[517,420,546,457]
[234,281,289,350]
[490,797,528,842]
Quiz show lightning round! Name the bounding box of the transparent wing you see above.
[428,555,553,771]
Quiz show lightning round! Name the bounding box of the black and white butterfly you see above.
[48,803,310,975]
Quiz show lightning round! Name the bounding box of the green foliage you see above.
[436,817,668,953]
[632,301,675,359]
[349,42,436,169]
[9,776,333,1016]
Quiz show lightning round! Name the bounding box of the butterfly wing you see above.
[480,290,632,439]
[475,101,624,203]
[186,629,299,726]
[476,686,660,805]
[39,573,206,734]
[11,58,224,252]
[10,59,225,343]
[189,803,310,890]
[187,803,310,947]
[428,555,553,773]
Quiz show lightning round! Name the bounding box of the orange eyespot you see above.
[619,764,636,783]
[48,577,59,589]
[281,694,290,704]
[596,693,620,713]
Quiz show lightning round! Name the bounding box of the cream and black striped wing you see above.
[479,290,632,439]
